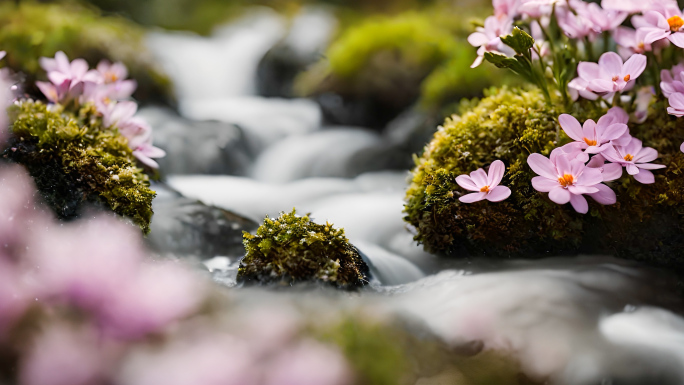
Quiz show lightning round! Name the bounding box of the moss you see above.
[0,1,172,103]
[313,314,539,385]
[237,209,371,289]
[295,8,514,122]
[3,100,155,233]
[404,87,684,269]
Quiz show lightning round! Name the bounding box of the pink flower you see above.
[568,77,599,101]
[660,63,684,97]
[519,0,564,17]
[586,154,624,182]
[264,340,353,385]
[585,3,628,33]
[0,259,28,339]
[36,80,69,104]
[601,137,666,184]
[527,152,611,213]
[493,0,521,17]
[558,113,629,160]
[613,27,655,58]
[100,261,205,339]
[467,16,514,68]
[118,335,261,385]
[96,60,128,84]
[455,160,512,203]
[633,8,684,47]
[27,217,144,313]
[556,4,597,40]
[602,0,677,13]
[681,141,684,153]
[666,92,684,116]
[576,52,647,94]
[128,128,166,169]
[634,86,655,123]
[19,324,107,385]
[39,51,100,94]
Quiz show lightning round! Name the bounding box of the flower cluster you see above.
[0,165,353,385]
[36,51,165,168]
[457,0,684,212]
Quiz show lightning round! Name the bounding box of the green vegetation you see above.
[238,209,371,290]
[4,100,156,233]
[295,7,513,122]
[0,1,171,102]
[404,87,684,269]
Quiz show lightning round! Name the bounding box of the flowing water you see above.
[145,8,684,384]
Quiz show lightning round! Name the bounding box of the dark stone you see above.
[147,182,258,259]
[140,107,253,176]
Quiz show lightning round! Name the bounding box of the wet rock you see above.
[147,183,258,259]
[138,107,252,176]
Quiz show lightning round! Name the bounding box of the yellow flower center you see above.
[105,72,119,83]
[480,185,490,193]
[558,174,574,188]
[624,154,634,161]
[668,15,684,32]
[584,138,597,146]
[637,42,645,51]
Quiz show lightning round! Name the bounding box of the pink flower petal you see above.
[469,169,488,188]
[528,153,558,179]
[622,54,647,79]
[555,154,573,176]
[680,141,684,153]
[549,187,571,205]
[487,160,505,188]
[568,185,599,195]
[532,176,559,192]
[569,194,589,214]
[602,163,624,182]
[601,123,629,141]
[668,32,684,48]
[589,183,617,205]
[633,146,658,163]
[633,169,655,184]
[577,62,600,81]
[456,175,479,191]
[635,163,666,170]
[559,114,585,142]
[459,192,487,203]
[576,167,603,186]
[626,164,640,175]
[485,186,511,202]
[598,52,624,78]
[468,32,490,47]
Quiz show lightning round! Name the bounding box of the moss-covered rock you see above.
[0,1,171,103]
[237,209,371,290]
[404,87,684,270]
[2,100,155,233]
[294,8,514,127]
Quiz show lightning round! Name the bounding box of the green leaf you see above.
[483,52,518,70]
[500,27,535,55]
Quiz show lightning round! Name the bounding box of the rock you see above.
[138,107,252,176]
[147,183,258,259]
[256,7,337,98]
[237,209,371,290]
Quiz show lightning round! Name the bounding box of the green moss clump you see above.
[295,9,515,123]
[404,87,684,269]
[0,1,171,103]
[237,209,371,290]
[313,314,539,385]
[3,100,155,233]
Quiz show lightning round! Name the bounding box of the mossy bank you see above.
[3,100,155,233]
[238,209,371,290]
[404,87,684,269]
